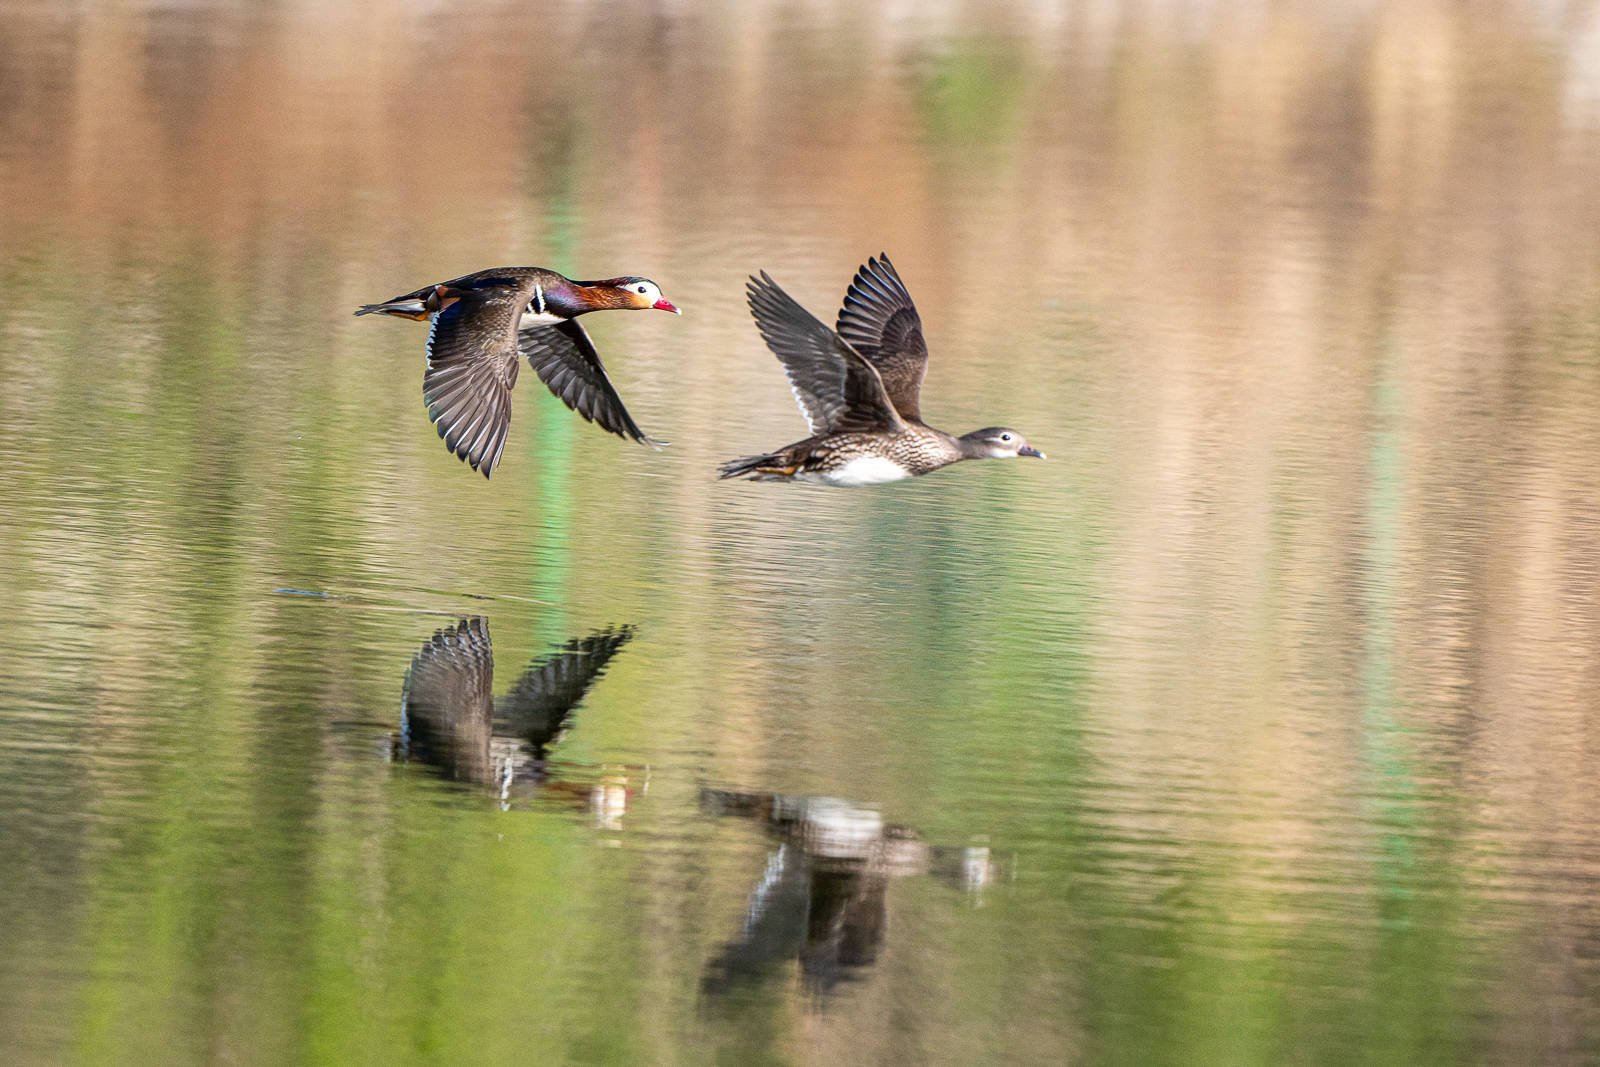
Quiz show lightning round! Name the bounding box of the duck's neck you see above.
[955,431,991,459]
[546,281,620,316]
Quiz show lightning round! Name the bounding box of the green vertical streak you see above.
[528,138,581,642]
[1361,335,1468,1062]
[1362,338,1416,916]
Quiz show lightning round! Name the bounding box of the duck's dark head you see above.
[959,427,1045,460]
[581,276,680,314]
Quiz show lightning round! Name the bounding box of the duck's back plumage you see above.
[358,266,563,319]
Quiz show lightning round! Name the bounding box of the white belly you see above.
[518,310,565,329]
[804,456,912,487]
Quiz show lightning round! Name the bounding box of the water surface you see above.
[2,2,1600,1063]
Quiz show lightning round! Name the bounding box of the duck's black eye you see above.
[637,285,648,294]
[1000,433,1013,442]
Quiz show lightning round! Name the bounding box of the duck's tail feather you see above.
[718,452,790,480]
[354,299,430,320]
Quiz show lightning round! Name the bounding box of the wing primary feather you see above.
[747,270,894,435]
[425,375,484,410]
[485,424,510,476]
[519,320,657,446]
[440,392,487,439]
[459,405,501,464]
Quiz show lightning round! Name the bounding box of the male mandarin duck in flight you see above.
[358,266,680,478]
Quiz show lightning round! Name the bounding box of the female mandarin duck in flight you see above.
[720,254,1043,486]
[357,266,680,478]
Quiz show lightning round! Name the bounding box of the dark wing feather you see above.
[746,272,904,435]
[518,320,662,446]
[398,617,495,783]
[423,290,524,478]
[834,254,929,421]
[496,625,636,757]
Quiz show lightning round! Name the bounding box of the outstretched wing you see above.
[423,290,523,478]
[834,254,929,421]
[398,617,496,783]
[746,272,904,435]
[496,625,636,756]
[518,320,662,447]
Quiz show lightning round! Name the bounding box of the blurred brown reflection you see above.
[394,618,638,820]
[698,787,999,1000]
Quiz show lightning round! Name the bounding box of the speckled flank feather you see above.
[718,423,962,483]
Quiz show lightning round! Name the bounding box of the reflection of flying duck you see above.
[394,617,637,818]
[699,787,1000,998]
